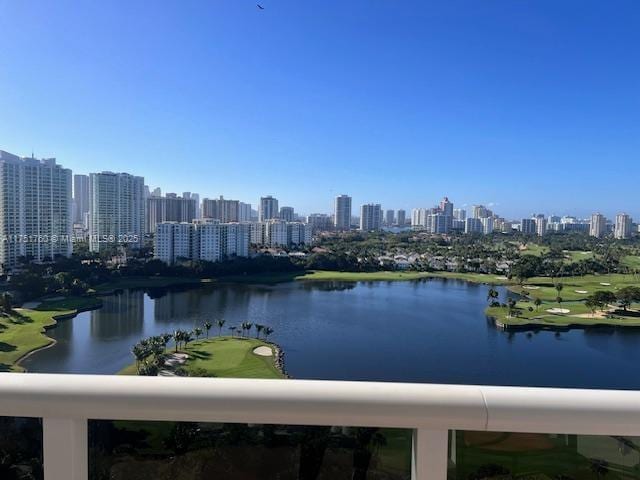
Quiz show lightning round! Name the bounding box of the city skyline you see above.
[2,1,640,218]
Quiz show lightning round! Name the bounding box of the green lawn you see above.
[0,296,102,372]
[120,337,284,379]
[299,270,512,284]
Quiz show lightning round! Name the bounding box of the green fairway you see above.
[0,296,102,372]
[299,270,512,284]
[120,337,285,379]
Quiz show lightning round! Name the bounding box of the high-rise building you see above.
[202,196,240,223]
[154,222,195,264]
[146,194,196,233]
[385,209,395,226]
[429,213,449,234]
[534,215,547,237]
[307,213,333,233]
[481,217,495,235]
[89,172,145,252]
[238,202,252,222]
[397,209,406,226]
[440,197,454,217]
[0,151,73,270]
[151,187,162,197]
[360,204,382,231]
[521,218,537,235]
[472,205,490,219]
[590,213,606,238]
[184,192,201,219]
[465,218,483,234]
[615,213,633,240]
[73,174,90,226]
[334,195,352,230]
[453,208,466,221]
[259,196,279,222]
[279,206,295,222]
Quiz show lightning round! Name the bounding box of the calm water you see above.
[22,279,640,389]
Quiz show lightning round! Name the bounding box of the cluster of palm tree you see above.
[131,334,172,376]
[227,321,274,340]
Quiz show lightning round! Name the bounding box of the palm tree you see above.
[245,322,253,337]
[255,324,264,339]
[194,327,202,340]
[555,282,564,296]
[183,331,193,348]
[161,333,173,352]
[132,343,148,373]
[556,296,563,306]
[217,319,226,336]
[263,327,274,340]
[229,326,237,337]
[203,321,212,339]
[486,287,499,304]
[534,298,542,311]
[173,330,182,352]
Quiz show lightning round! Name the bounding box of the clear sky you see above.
[1,0,638,219]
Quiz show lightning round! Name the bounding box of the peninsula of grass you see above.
[298,270,509,284]
[120,337,285,379]
[0,296,103,372]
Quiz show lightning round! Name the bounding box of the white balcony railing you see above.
[2,373,640,480]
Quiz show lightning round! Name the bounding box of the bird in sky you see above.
[257,4,264,9]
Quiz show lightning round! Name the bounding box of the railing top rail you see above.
[1,374,640,435]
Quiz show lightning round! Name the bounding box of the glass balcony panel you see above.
[89,420,412,480]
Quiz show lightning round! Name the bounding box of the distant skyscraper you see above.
[472,205,490,219]
[521,218,537,235]
[615,213,632,239]
[0,150,73,270]
[146,194,196,233]
[397,209,406,226]
[453,208,466,221]
[334,195,352,230]
[360,204,382,231]
[465,218,483,234]
[534,215,547,237]
[151,187,162,197]
[385,209,395,226]
[306,213,333,233]
[590,213,606,238]
[73,174,89,226]
[202,196,240,223]
[259,195,279,222]
[89,171,145,252]
[481,217,494,235]
[440,197,454,217]
[238,202,252,222]
[279,206,294,222]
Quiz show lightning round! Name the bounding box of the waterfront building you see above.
[360,204,382,231]
[334,194,352,230]
[279,206,295,222]
[73,174,89,226]
[590,213,606,238]
[250,222,266,245]
[615,213,633,239]
[385,209,395,226]
[259,196,279,222]
[146,194,196,233]
[89,171,145,252]
[154,222,195,264]
[397,209,406,226]
[535,216,547,237]
[265,219,288,246]
[287,222,313,245]
[429,213,449,234]
[440,197,454,217]
[0,150,73,270]
[472,205,490,219]
[453,208,466,221]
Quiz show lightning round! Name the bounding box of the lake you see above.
[22,278,640,389]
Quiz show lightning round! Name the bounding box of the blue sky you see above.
[1,1,639,219]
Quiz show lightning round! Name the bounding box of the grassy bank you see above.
[0,296,103,372]
[298,270,510,284]
[120,337,284,379]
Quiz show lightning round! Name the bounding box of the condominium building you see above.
[265,220,288,246]
[146,194,196,233]
[306,213,333,233]
[472,205,490,219]
[238,202,252,222]
[202,196,240,223]
[334,195,352,230]
[154,219,250,264]
[89,171,145,252]
[429,213,449,234]
[465,218,483,234]
[481,217,494,235]
[534,215,547,237]
[360,204,382,231]
[385,209,395,226]
[589,213,606,238]
[615,213,633,240]
[521,218,537,235]
[440,197,454,217]
[453,208,466,222]
[182,192,201,219]
[279,206,294,222]
[397,209,406,226]
[288,222,312,245]
[259,196,279,222]
[73,174,89,226]
[0,150,73,271]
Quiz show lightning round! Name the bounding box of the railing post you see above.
[412,428,448,480]
[43,418,88,480]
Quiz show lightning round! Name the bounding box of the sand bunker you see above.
[253,346,273,357]
[495,276,508,280]
[575,290,589,294]
[600,282,612,286]
[546,308,570,314]
[523,285,540,290]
